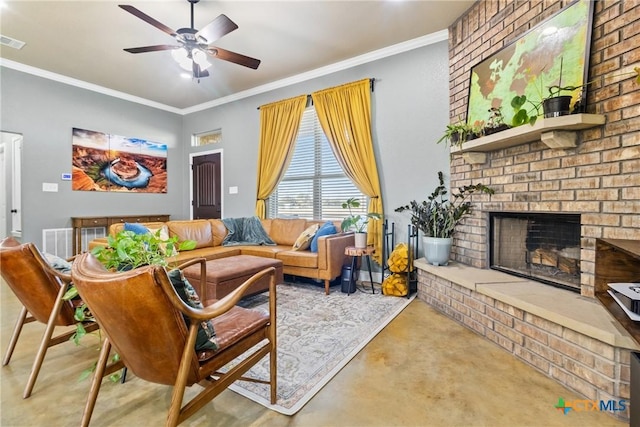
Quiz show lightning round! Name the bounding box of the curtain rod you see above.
[257,78,376,110]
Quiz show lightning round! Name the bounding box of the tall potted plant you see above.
[341,197,382,248]
[395,171,494,266]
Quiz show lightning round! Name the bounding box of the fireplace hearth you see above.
[489,212,581,291]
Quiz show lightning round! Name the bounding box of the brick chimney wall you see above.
[447,0,640,297]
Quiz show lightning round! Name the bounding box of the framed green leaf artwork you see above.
[466,0,594,129]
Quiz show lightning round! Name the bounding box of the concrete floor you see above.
[0,282,626,427]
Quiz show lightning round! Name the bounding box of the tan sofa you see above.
[88,218,354,294]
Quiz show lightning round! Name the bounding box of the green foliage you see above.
[510,95,539,127]
[92,229,196,271]
[436,118,476,148]
[395,171,495,239]
[65,228,196,381]
[340,197,382,233]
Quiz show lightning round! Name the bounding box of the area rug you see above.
[229,282,414,415]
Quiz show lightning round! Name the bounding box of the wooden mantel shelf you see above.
[451,113,606,164]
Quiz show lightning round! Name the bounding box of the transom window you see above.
[268,107,367,220]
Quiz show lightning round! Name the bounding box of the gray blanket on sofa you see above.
[222,216,276,246]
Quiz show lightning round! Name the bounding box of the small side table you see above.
[344,245,375,295]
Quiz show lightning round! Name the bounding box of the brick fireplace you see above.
[414,0,640,421]
[489,212,581,291]
[447,0,640,297]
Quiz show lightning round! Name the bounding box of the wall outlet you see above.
[229,186,238,194]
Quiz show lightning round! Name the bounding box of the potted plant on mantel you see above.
[511,61,640,126]
[395,171,494,266]
[341,197,382,249]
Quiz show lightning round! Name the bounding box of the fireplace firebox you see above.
[489,212,581,292]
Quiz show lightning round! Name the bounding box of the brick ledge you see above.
[414,258,639,350]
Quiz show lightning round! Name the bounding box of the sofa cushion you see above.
[269,219,308,246]
[238,245,286,258]
[167,220,213,249]
[310,221,338,253]
[208,219,229,247]
[292,223,320,251]
[276,250,319,268]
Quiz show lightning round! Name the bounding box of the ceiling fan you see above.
[119,0,260,80]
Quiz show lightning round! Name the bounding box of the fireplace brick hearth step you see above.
[414,258,637,422]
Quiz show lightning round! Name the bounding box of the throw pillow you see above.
[168,269,218,352]
[310,221,338,253]
[123,222,149,235]
[43,252,72,273]
[292,223,320,251]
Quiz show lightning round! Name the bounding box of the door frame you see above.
[189,148,223,220]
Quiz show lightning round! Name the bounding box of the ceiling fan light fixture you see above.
[192,49,211,70]
[171,47,192,71]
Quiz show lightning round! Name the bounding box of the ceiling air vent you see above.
[0,34,26,50]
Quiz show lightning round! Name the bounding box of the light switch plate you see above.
[229,186,238,194]
[42,182,58,192]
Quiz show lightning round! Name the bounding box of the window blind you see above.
[268,107,367,220]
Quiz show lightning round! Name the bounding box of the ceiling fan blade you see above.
[124,45,179,54]
[207,47,261,70]
[119,5,177,37]
[196,14,238,44]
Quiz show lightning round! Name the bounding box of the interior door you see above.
[192,152,221,219]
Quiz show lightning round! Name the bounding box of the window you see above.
[268,107,367,220]
[192,129,222,147]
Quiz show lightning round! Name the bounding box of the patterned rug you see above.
[229,281,414,415]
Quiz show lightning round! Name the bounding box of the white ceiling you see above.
[0,0,473,112]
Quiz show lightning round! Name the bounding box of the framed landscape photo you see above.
[466,0,594,128]
[72,128,168,193]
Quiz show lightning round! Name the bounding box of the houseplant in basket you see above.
[341,197,382,248]
[395,171,494,266]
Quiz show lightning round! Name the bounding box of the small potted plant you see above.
[436,117,477,148]
[341,197,382,248]
[483,107,510,135]
[395,171,494,266]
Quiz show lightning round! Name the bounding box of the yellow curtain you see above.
[255,95,307,218]
[311,79,384,264]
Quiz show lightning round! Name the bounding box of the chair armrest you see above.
[174,257,207,300]
[158,266,277,323]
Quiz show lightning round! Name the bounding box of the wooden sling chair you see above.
[0,236,100,398]
[71,253,277,427]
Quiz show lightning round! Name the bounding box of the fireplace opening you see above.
[489,212,581,292]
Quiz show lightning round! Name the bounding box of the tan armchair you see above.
[71,253,277,427]
[0,237,100,398]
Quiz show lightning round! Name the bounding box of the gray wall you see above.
[182,41,452,246]
[0,68,184,246]
[1,40,451,251]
